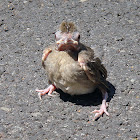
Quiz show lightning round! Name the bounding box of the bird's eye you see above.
[78,35,80,40]
[73,32,80,41]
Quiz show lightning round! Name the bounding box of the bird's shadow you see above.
[56,81,115,106]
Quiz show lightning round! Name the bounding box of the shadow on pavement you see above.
[57,81,116,106]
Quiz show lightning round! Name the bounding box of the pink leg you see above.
[92,91,109,120]
[42,48,52,62]
[36,84,56,100]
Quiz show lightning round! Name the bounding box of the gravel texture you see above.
[0,0,140,139]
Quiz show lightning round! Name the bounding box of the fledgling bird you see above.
[36,21,109,120]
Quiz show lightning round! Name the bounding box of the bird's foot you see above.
[92,102,109,120]
[36,84,56,100]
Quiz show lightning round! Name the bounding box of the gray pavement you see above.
[0,0,140,139]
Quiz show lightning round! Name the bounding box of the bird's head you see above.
[55,22,80,51]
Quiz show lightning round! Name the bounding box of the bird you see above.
[36,21,109,120]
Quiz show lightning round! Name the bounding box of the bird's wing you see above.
[78,47,108,91]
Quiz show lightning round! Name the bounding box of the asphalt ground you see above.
[0,0,140,139]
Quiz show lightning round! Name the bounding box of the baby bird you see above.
[36,22,109,120]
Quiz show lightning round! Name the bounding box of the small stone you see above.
[23,1,28,4]
[130,79,135,83]
[80,0,87,2]
[31,112,42,117]
[120,50,125,53]
[1,107,11,112]
[4,26,9,32]
[127,20,134,24]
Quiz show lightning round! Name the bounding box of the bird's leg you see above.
[42,48,52,68]
[42,48,52,62]
[92,91,109,120]
[36,84,56,100]
[78,56,109,120]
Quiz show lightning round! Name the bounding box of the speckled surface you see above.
[0,0,139,139]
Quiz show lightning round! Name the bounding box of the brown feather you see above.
[78,43,108,91]
[60,21,77,33]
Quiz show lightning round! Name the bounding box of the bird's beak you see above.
[56,37,79,51]
[56,38,78,45]
[56,39,63,44]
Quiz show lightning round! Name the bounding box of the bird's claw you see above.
[36,85,56,100]
[38,92,55,100]
[92,103,109,120]
[38,92,42,100]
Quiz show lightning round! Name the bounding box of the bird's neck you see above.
[67,50,79,61]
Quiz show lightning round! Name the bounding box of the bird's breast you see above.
[44,50,96,95]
